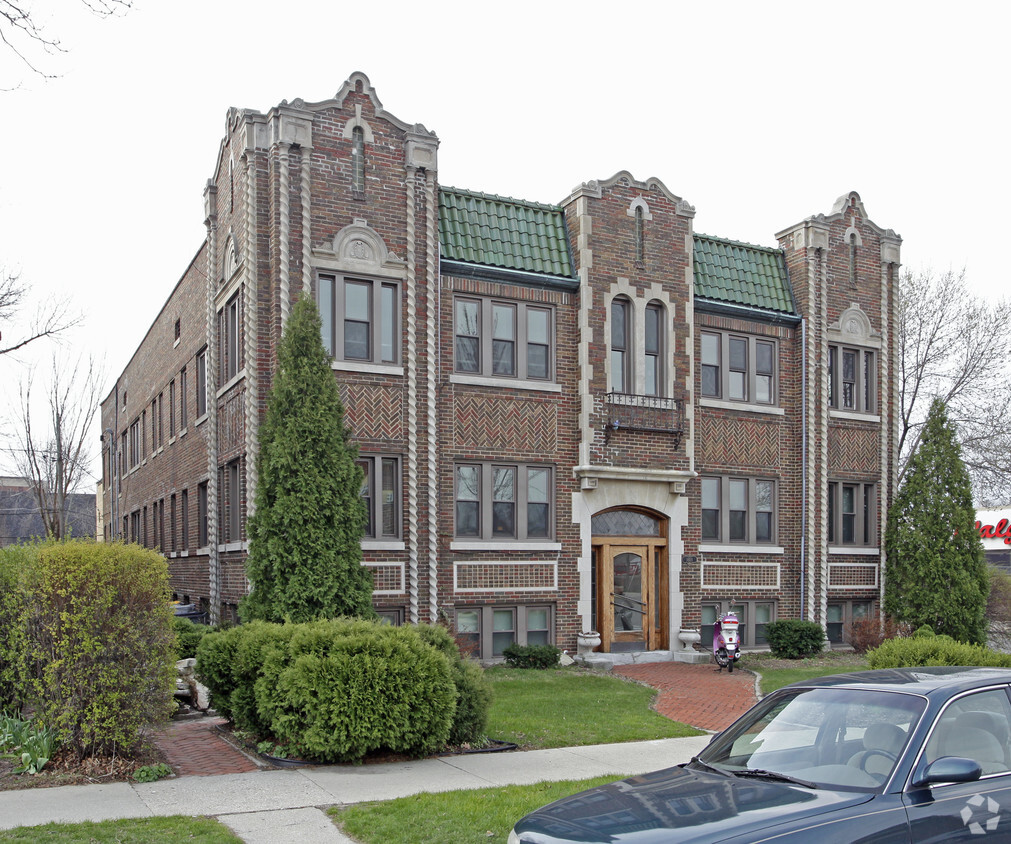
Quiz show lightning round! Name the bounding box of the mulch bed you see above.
[0,742,170,791]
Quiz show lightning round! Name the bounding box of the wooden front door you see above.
[596,541,669,653]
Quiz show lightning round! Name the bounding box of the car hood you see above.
[512,765,875,843]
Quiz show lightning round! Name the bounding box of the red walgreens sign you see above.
[977,520,1011,545]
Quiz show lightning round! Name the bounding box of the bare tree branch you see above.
[0,267,82,357]
[5,353,103,539]
[1,0,132,83]
[898,268,1011,504]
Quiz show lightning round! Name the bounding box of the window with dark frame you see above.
[196,349,207,417]
[351,125,365,197]
[829,344,875,413]
[702,600,776,648]
[454,463,553,540]
[827,600,872,644]
[455,605,555,661]
[170,494,177,553]
[181,489,189,551]
[318,274,398,364]
[180,367,188,429]
[169,380,176,438]
[828,481,877,546]
[197,482,208,548]
[700,331,776,405]
[610,298,630,393]
[454,295,553,381]
[701,476,776,544]
[644,302,663,396]
[357,454,401,539]
[221,293,241,382]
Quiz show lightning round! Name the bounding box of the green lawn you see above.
[748,652,870,694]
[485,665,704,747]
[0,816,240,843]
[332,776,618,844]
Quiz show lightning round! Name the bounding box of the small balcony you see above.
[604,392,686,449]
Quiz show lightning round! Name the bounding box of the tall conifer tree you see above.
[241,296,374,622]
[884,398,987,643]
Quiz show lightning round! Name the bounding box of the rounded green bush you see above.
[174,616,212,660]
[196,621,293,732]
[765,619,825,659]
[415,623,493,745]
[0,540,176,757]
[867,635,1011,668]
[255,619,457,763]
[913,625,936,638]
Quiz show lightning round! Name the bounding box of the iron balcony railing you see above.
[604,392,686,449]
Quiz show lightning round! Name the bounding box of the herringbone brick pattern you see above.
[828,425,880,474]
[454,395,556,453]
[699,415,779,468]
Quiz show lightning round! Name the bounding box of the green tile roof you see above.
[694,234,795,315]
[439,187,576,280]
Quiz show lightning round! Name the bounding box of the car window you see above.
[704,687,925,791]
[923,688,1011,777]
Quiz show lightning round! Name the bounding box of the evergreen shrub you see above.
[867,635,1011,669]
[415,623,492,745]
[765,619,825,659]
[502,643,562,669]
[173,616,213,660]
[914,625,937,638]
[196,621,294,732]
[0,540,176,757]
[255,619,456,762]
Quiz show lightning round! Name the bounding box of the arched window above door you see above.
[592,509,661,536]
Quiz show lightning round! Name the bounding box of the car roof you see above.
[783,666,1011,698]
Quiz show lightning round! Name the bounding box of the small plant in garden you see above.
[1,713,58,774]
[132,762,173,782]
[502,643,561,669]
[765,619,825,659]
[843,615,912,654]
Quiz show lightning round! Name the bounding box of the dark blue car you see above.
[509,667,1011,842]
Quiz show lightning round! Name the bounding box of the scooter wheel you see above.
[728,659,734,673]
[715,648,729,668]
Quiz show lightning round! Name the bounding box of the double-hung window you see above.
[318,274,398,364]
[828,481,877,546]
[701,476,776,544]
[702,600,776,648]
[644,302,663,397]
[829,345,875,413]
[357,454,401,540]
[455,463,552,540]
[700,331,776,405]
[610,298,630,393]
[456,605,554,660]
[196,349,207,417]
[220,293,241,382]
[454,296,553,381]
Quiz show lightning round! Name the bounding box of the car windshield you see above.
[699,687,926,791]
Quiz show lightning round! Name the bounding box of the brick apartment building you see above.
[99,71,901,660]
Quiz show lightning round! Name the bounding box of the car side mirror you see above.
[912,756,982,787]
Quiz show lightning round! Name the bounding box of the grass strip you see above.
[485,666,703,747]
[0,815,240,843]
[332,775,619,844]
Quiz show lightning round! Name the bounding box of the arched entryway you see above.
[591,507,669,653]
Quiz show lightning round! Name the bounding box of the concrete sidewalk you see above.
[0,735,712,842]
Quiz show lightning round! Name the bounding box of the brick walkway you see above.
[151,716,261,777]
[614,661,759,731]
[152,661,757,777]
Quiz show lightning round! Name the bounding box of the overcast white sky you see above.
[1,0,1008,479]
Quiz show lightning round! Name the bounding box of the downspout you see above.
[800,318,807,619]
